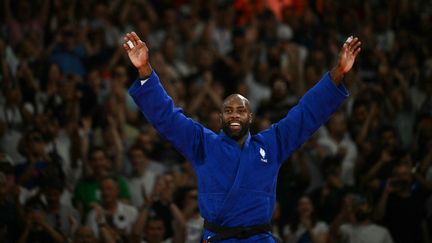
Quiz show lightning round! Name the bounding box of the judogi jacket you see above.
[129,71,348,242]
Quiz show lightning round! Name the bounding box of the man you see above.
[74,146,131,214]
[374,163,430,243]
[86,176,138,241]
[123,31,361,242]
[330,194,393,243]
[127,144,165,209]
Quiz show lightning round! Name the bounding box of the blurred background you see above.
[0,0,431,243]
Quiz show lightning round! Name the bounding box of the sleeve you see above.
[85,210,100,237]
[264,72,348,163]
[128,71,205,164]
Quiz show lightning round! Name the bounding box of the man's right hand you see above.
[123,32,152,79]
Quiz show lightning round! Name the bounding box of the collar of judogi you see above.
[219,130,252,149]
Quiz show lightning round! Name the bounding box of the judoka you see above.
[123,32,361,242]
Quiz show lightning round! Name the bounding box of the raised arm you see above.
[123,32,205,164]
[329,36,361,85]
[264,36,361,162]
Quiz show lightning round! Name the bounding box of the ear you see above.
[249,113,253,124]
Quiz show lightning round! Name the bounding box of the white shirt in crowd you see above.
[284,221,328,243]
[86,201,138,237]
[339,223,394,243]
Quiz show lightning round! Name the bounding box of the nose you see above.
[233,111,241,117]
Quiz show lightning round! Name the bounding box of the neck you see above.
[48,202,60,212]
[105,200,117,212]
[236,133,250,148]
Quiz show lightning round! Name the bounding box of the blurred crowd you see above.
[1,0,432,243]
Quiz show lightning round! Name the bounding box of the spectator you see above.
[14,129,63,191]
[18,197,65,243]
[74,146,130,214]
[374,163,431,243]
[283,195,328,243]
[86,176,138,241]
[73,226,100,243]
[318,111,358,186]
[175,186,203,243]
[40,178,81,240]
[127,144,165,209]
[0,0,431,242]
[330,193,393,243]
[310,155,348,224]
[0,170,23,243]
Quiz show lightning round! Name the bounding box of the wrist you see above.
[138,64,152,80]
[330,66,344,84]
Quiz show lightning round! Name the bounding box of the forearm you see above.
[17,225,30,243]
[365,160,384,181]
[171,203,186,243]
[356,118,372,144]
[374,191,389,220]
[99,225,117,243]
[41,223,66,243]
[330,66,345,86]
[131,207,149,240]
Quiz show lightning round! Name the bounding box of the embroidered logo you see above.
[259,147,268,163]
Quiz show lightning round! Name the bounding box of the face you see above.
[146,220,166,243]
[129,148,149,172]
[90,150,110,175]
[221,95,252,141]
[392,164,412,192]
[27,132,45,156]
[100,178,119,204]
[328,112,347,137]
[44,188,61,206]
[297,196,313,216]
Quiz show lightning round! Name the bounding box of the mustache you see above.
[222,120,250,139]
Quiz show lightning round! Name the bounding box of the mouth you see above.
[229,122,241,130]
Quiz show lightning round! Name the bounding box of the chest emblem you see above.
[259,147,268,163]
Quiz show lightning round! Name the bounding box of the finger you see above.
[348,37,359,49]
[353,47,361,56]
[351,40,361,52]
[131,32,141,46]
[123,43,131,52]
[123,35,133,51]
[345,36,355,48]
[342,42,348,52]
[126,32,137,47]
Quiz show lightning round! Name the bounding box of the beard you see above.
[222,120,250,141]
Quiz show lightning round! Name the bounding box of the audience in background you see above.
[1,0,431,242]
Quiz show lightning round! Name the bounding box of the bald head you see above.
[222,94,251,112]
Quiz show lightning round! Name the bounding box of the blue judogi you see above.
[129,71,348,242]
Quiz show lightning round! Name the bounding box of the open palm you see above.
[337,36,361,74]
[123,32,149,69]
